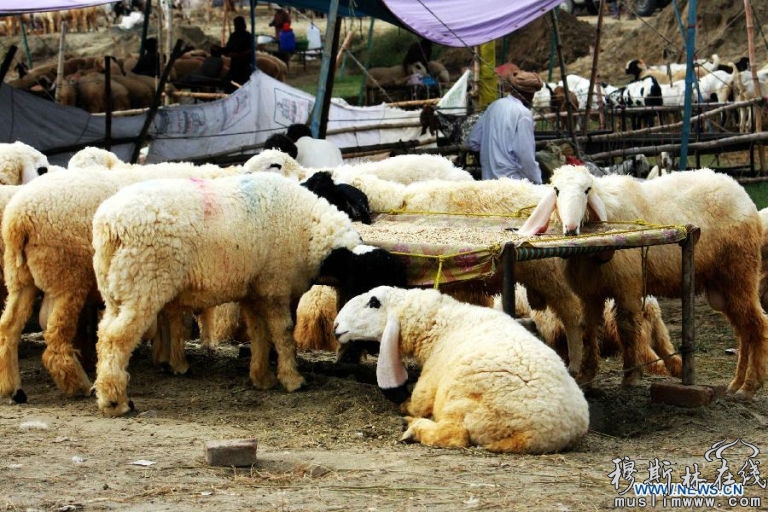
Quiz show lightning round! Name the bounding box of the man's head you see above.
[233,16,246,32]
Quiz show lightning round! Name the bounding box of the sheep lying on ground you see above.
[0,162,237,404]
[365,62,428,88]
[334,286,589,453]
[0,141,53,184]
[244,149,471,184]
[508,285,681,378]
[91,172,406,415]
[520,165,767,398]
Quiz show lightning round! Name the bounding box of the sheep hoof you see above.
[399,429,417,444]
[158,362,173,374]
[11,389,27,404]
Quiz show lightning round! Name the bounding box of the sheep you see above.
[509,285,681,378]
[91,172,407,415]
[0,162,239,404]
[365,62,428,88]
[609,76,663,129]
[333,286,589,453]
[243,150,472,185]
[426,61,450,83]
[0,141,52,184]
[519,165,767,398]
[67,146,131,170]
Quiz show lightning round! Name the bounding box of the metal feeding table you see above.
[356,213,699,386]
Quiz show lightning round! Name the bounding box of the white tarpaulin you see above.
[146,70,469,163]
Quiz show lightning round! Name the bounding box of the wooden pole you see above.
[680,226,699,385]
[744,0,765,172]
[550,9,581,159]
[54,22,67,104]
[140,0,152,57]
[104,56,113,151]
[20,16,32,70]
[0,45,18,89]
[221,0,229,47]
[357,18,375,106]
[583,0,606,136]
[131,39,185,164]
[678,0,697,170]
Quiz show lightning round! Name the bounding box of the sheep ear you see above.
[376,311,409,404]
[519,187,557,236]
[586,189,608,223]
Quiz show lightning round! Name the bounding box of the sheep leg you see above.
[400,416,470,449]
[240,304,278,390]
[613,299,644,386]
[153,304,189,375]
[94,306,157,416]
[41,291,93,397]
[197,306,216,351]
[0,284,38,402]
[646,301,681,378]
[547,297,585,377]
[258,300,305,392]
[721,298,768,399]
[577,299,603,387]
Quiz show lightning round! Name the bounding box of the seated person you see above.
[286,123,343,168]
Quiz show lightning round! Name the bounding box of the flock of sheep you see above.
[0,139,767,455]
[533,54,768,133]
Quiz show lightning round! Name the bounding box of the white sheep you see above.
[243,149,472,184]
[0,141,52,184]
[520,165,768,398]
[67,146,131,170]
[0,162,239,404]
[334,286,589,453]
[91,172,405,416]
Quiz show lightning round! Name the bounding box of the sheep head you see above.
[68,146,124,170]
[0,141,50,184]
[316,245,408,305]
[334,285,409,403]
[518,165,607,236]
[242,149,306,179]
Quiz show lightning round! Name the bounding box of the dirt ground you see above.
[3,296,768,511]
[3,4,768,512]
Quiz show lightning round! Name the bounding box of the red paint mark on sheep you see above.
[189,178,217,217]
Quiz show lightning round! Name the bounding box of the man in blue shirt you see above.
[467,68,543,184]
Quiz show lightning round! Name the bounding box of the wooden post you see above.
[131,39,185,164]
[501,245,516,318]
[744,0,764,172]
[550,9,581,158]
[140,0,152,57]
[20,16,32,69]
[680,226,699,385]
[54,21,67,104]
[104,56,113,151]
[357,18,375,106]
[0,45,18,88]
[678,0,698,170]
[583,0,606,135]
